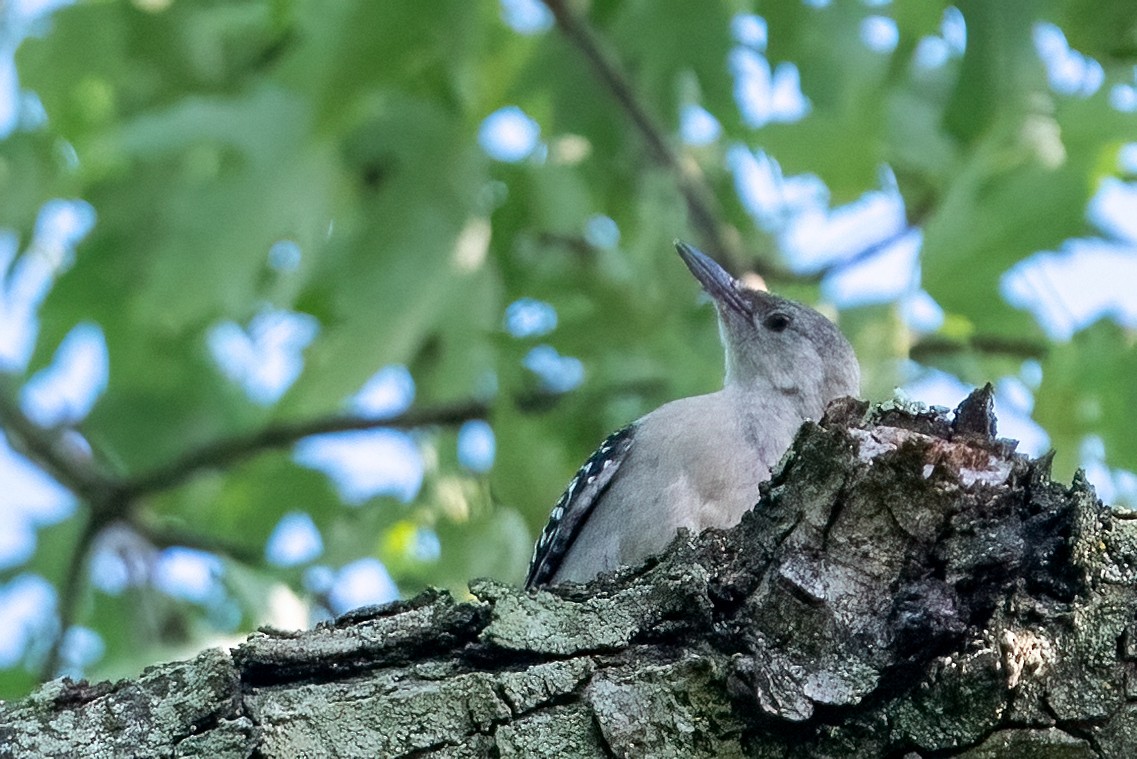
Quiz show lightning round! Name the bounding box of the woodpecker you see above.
[524,241,860,589]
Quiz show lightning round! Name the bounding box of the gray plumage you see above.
[525,242,860,589]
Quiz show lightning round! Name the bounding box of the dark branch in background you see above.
[0,378,117,506]
[42,514,261,681]
[539,0,771,279]
[0,381,490,683]
[536,231,597,258]
[911,334,1050,362]
[762,184,936,283]
[1,374,491,508]
[0,379,128,681]
[538,0,921,286]
[811,225,914,280]
[540,1,950,291]
[119,399,491,500]
[41,512,102,682]
[122,380,666,501]
[133,520,262,566]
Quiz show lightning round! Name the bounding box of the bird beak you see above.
[674,241,752,318]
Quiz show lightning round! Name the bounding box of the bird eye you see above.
[763,312,791,333]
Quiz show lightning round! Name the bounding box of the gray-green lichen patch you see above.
[585,656,745,759]
[889,646,1007,752]
[0,648,240,758]
[475,578,650,654]
[1043,585,1130,723]
[249,669,510,758]
[473,567,711,656]
[957,727,1095,758]
[173,717,257,757]
[494,703,607,758]
[497,657,596,714]
[235,589,483,684]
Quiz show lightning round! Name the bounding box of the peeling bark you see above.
[3,390,1136,758]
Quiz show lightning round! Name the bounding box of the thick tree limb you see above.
[4,392,1136,756]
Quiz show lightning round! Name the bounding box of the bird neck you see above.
[722,376,828,422]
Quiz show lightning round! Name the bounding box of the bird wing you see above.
[524,424,637,589]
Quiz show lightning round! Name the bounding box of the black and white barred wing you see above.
[524,425,636,589]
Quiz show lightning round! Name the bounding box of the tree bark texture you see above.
[3,388,1136,758]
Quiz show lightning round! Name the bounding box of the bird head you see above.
[675,241,860,416]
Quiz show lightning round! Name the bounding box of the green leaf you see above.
[943,1,1044,144]
[921,144,1093,339]
[1034,320,1137,481]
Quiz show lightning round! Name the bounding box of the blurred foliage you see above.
[0,0,1135,698]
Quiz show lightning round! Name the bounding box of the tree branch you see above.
[40,510,102,682]
[28,399,490,678]
[0,374,493,508]
[539,0,920,289]
[911,334,1050,362]
[11,393,494,681]
[131,518,263,566]
[803,194,935,282]
[811,224,915,280]
[0,377,117,505]
[119,399,491,500]
[540,0,767,279]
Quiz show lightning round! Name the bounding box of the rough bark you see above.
[3,388,1136,758]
